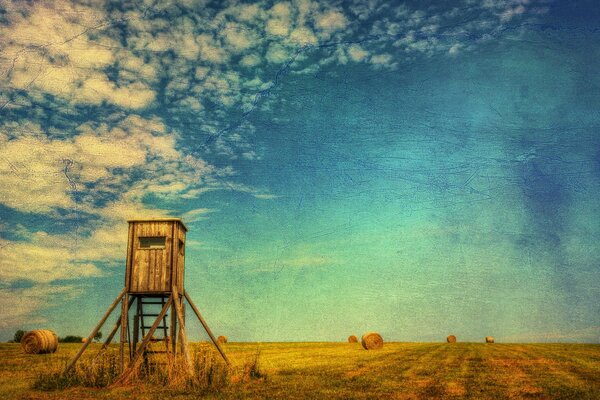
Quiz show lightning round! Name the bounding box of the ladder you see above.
[133,297,172,369]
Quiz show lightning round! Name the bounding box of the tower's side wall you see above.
[172,223,186,291]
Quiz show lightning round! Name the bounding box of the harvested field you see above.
[1,342,600,399]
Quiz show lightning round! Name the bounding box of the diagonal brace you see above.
[184,290,230,365]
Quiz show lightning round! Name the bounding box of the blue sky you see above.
[1,0,599,343]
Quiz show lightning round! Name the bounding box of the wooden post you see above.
[170,299,177,355]
[111,296,173,386]
[132,297,140,358]
[65,288,126,372]
[172,286,193,373]
[119,293,129,372]
[96,297,135,356]
[184,290,230,365]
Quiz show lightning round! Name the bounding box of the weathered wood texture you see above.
[174,225,186,292]
[97,297,135,356]
[120,294,129,371]
[126,219,186,293]
[172,286,192,372]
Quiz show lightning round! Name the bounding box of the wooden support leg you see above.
[110,296,173,387]
[95,296,135,359]
[184,290,230,365]
[119,293,129,372]
[132,297,140,358]
[170,298,177,356]
[65,288,126,373]
[172,286,193,373]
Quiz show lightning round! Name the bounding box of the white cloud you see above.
[222,23,257,52]
[448,43,462,55]
[182,207,214,222]
[266,19,290,36]
[196,34,229,64]
[0,114,202,214]
[240,54,262,67]
[0,237,104,284]
[266,43,290,64]
[195,66,210,80]
[501,5,526,22]
[347,44,369,62]
[371,53,393,67]
[1,0,156,109]
[0,285,82,330]
[315,10,348,32]
[289,27,318,45]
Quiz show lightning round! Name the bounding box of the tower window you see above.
[139,236,166,249]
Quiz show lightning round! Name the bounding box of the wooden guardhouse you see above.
[66,219,229,382]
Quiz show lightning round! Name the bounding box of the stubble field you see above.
[1,342,599,399]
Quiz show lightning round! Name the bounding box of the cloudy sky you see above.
[0,0,599,343]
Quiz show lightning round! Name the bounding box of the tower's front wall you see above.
[128,221,174,293]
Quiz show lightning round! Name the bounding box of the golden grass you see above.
[1,342,600,399]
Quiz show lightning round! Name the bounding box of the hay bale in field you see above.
[21,330,58,354]
[217,335,228,344]
[81,337,88,343]
[361,332,383,350]
[447,335,457,343]
[348,335,358,343]
[485,336,495,343]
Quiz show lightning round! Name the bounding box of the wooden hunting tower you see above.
[66,219,229,383]
[125,219,187,294]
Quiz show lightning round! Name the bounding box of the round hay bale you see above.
[217,335,228,344]
[81,337,88,343]
[21,330,58,354]
[348,335,358,343]
[361,332,383,350]
[447,335,457,343]
[485,336,494,344]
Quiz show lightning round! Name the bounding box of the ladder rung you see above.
[145,350,167,354]
[141,326,167,330]
[141,301,167,305]
[139,313,168,317]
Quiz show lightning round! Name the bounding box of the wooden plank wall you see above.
[125,223,134,291]
[128,221,173,292]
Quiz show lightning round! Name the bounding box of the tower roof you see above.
[127,218,188,231]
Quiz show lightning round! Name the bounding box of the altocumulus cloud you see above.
[0,0,544,330]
